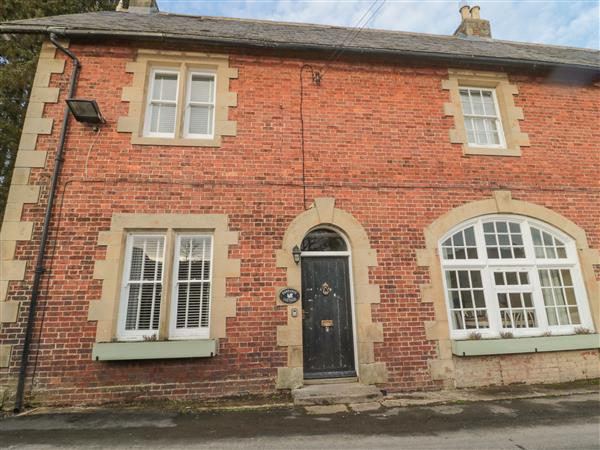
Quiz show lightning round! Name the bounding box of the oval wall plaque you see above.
[279,288,300,304]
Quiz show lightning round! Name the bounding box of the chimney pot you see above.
[470,5,481,19]
[460,4,471,20]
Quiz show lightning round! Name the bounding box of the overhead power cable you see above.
[320,0,387,77]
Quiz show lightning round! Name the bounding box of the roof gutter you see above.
[1,25,599,74]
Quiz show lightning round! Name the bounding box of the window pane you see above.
[188,105,213,135]
[190,74,214,103]
[150,104,176,134]
[471,92,485,115]
[494,272,504,285]
[447,271,458,289]
[490,130,500,145]
[482,91,495,115]
[152,73,178,101]
[177,282,205,329]
[459,90,472,114]
[458,270,470,288]
[532,227,568,259]
[471,271,482,288]
[531,228,542,246]
[451,290,461,308]
[137,283,161,330]
[569,307,580,324]
[301,228,347,251]
[473,290,485,307]
[125,284,140,330]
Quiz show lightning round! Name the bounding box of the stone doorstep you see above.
[292,382,383,406]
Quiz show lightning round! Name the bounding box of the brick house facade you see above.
[0,3,598,408]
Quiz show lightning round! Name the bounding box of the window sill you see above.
[452,334,600,357]
[130,135,221,147]
[463,146,521,157]
[91,339,218,361]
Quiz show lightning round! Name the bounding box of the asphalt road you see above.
[1,393,599,449]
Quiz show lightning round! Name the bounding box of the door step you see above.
[292,382,383,406]
[303,377,357,385]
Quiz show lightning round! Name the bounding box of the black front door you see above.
[301,256,356,379]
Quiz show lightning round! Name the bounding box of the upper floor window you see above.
[459,87,505,148]
[143,68,216,140]
[439,215,594,339]
[443,69,530,156]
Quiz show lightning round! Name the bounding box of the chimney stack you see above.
[116,0,159,14]
[453,4,492,39]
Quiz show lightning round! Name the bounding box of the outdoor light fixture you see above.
[66,99,106,125]
[292,245,301,264]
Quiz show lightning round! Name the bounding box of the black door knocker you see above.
[321,282,332,296]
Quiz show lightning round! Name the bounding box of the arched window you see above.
[301,228,348,252]
[439,215,594,339]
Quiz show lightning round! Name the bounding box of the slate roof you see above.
[1,11,599,71]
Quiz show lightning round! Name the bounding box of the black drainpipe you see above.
[13,33,81,413]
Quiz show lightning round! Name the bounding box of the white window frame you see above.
[439,215,594,340]
[143,68,180,138]
[169,234,214,340]
[459,86,507,149]
[117,233,166,341]
[183,71,217,140]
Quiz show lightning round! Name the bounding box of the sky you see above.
[155,0,600,50]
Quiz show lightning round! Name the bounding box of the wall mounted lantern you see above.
[292,245,301,264]
[66,99,106,125]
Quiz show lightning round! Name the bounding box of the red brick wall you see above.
[1,41,599,406]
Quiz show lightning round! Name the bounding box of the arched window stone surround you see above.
[416,191,600,386]
[275,198,387,389]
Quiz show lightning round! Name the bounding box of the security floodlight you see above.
[66,99,105,124]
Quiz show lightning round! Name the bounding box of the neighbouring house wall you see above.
[0,40,598,406]
[453,350,600,387]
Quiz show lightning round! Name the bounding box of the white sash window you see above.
[184,73,216,138]
[144,70,179,137]
[118,235,166,340]
[170,235,213,339]
[459,87,506,148]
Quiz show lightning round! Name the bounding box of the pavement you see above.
[0,384,599,449]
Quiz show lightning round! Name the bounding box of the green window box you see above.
[92,339,218,361]
[452,334,600,357]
